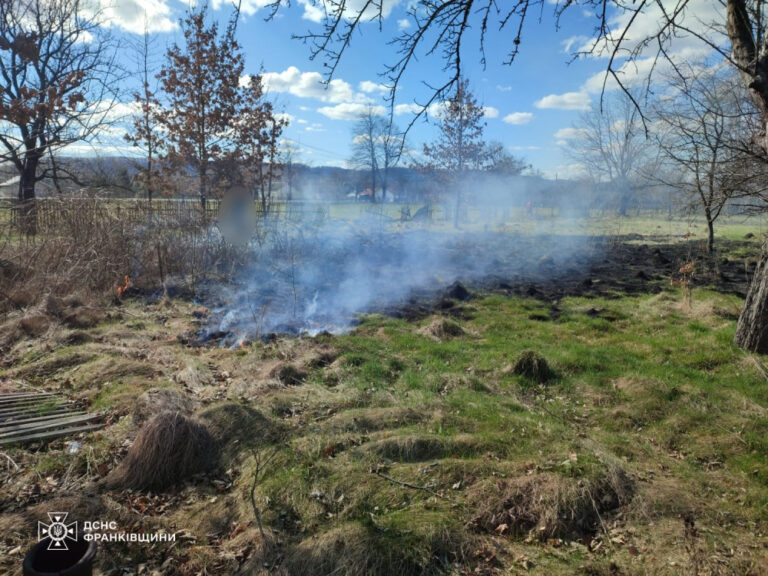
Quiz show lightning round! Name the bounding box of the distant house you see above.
[356,188,374,202]
[0,175,19,199]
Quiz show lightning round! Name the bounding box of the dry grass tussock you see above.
[273,521,468,576]
[470,465,634,540]
[133,388,195,425]
[0,197,246,314]
[510,350,555,383]
[106,411,217,491]
[417,318,465,340]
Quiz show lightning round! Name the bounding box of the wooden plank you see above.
[0,405,68,420]
[0,396,63,407]
[0,413,103,438]
[0,397,58,408]
[0,411,86,427]
[0,402,68,418]
[0,424,105,446]
[0,392,56,401]
[0,395,56,406]
[0,401,66,414]
[0,407,72,422]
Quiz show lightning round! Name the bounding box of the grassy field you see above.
[0,215,767,575]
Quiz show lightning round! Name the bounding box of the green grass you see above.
[220,285,767,574]
[3,217,768,574]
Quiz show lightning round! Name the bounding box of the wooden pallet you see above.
[0,392,104,446]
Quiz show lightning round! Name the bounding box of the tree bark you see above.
[726,0,768,351]
[735,237,768,352]
[17,151,40,236]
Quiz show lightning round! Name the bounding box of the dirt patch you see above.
[470,467,634,540]
[106,411,217,491]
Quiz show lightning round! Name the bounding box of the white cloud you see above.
[359,81,389,94]
[397,18,411,30]
[298,0,326,23]
[553,127,586,140]
[483,106,499,119]
[305,123,325,132]
[534,92,591,110]
[503,112,533,125]
[394,103,422,115]
[583,0,724,60]
[211,0,273,16]
[298,0,402,23]
[497,85,514,92]
[317,103,386,120]
[98,0,176,34]
[261,66,369,104]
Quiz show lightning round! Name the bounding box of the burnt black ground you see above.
[197,232,757,343]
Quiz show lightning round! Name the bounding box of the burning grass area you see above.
[0,230,768,575]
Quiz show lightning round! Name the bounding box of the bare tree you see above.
[423,78,487,227]
[0,0,118,234]
[125,21,162,204]
[654,65,752,253]
[566,93,650,215]
[349,107,383,202]
[379,118,404,202]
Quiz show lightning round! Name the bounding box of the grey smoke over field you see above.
[203,187,601,344]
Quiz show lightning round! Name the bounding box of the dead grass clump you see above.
[368,435,445,462]
[19,314,51,336]
[199,402,285,461]
[511,350,555,383]
[271,363,308,386]
[133,388,194,425]
[0,315,45,350]
[276,520,466,576]
[323,407,426,433]
[44,294,104,328]
[444,281,472,301]
[57,330,93,345]
[305,349,338,369]
[418,318,465,341]
[470,467,634,540]
[107,411,217,491]
[12,351,96,380]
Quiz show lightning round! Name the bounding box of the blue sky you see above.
[101,0,722,178]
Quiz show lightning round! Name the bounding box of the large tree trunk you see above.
[727,0,768,351]
[17,151,39,236]
[734,237,768,352]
